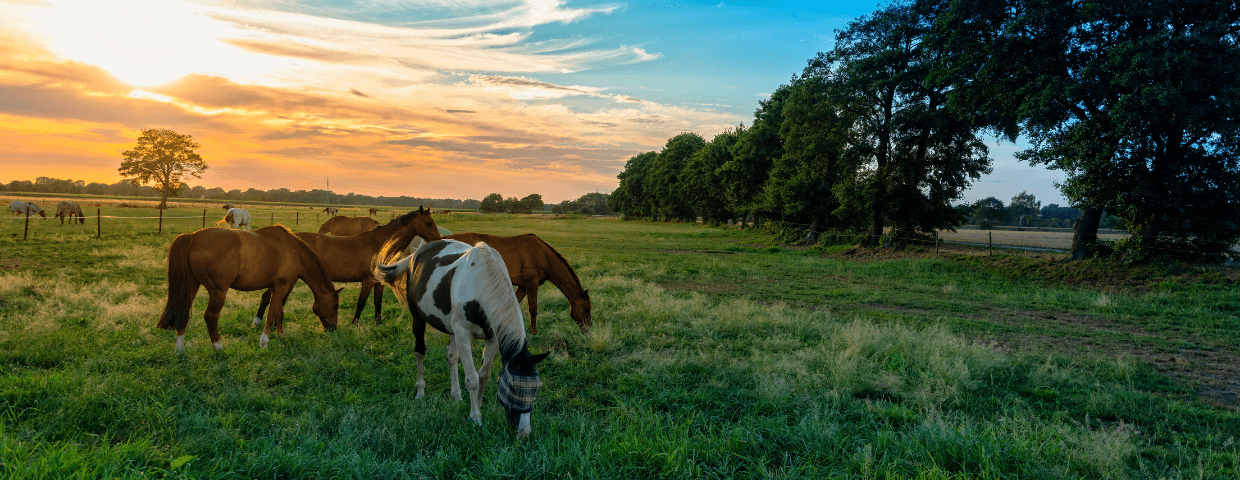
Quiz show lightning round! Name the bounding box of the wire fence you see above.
[3,205,406,241]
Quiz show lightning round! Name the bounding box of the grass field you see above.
[1,205,1238,478]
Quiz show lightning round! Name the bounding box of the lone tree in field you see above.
[118,129,207,210]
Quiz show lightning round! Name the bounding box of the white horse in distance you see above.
[221,208,251,230]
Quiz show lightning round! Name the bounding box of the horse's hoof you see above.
[415,391,425,400]
[259,333,269,348]
[251,317,261,329]
[212,342,223,351]
[469,413,482,426]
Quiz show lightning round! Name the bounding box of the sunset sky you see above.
[0,0,1066,205]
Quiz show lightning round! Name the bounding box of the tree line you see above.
[1,176,482,210]
[609,0,1239,262]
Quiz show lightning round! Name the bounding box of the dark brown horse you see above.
[255,208,443,326]
[445,233,591,334]
[318,215,380,237]
[156,225,343,355]
[55,201,85,225]
[368,208,379,215]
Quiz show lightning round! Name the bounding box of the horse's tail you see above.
[157,233,198,330]
[375,253,414,286]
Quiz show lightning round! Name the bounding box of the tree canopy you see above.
[118,129,207,209]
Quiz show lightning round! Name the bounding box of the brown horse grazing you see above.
[318,215,380,237]
[445,233,591,334]
[156,225,343,355]
[323,206,339,216]
[255,207,443,326]
[55,201,85,225]
[368,207,379,215]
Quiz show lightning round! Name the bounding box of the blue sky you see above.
[0,0,1067,205]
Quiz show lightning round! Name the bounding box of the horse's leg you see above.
[526,283,540,334]
[353,281,372,325]
[452,332,483,426]
[372,283,384,324]
[412,312,428,399]
[253,289,272,328]
[204,289,228,351]
[476,336,500,399]
[446,337,462,402]
[260,284,292,348]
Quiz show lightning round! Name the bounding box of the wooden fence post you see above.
[270,213,274,226]
[23,208,30,240]
[296,211,299,226]
[96,208,101,239]
[989,231,993,256]
[202,209,206,229]
[935,231,940,254]
[158,208,163,234]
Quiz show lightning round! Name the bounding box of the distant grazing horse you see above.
[446,233,591,334]
[9,201,46,218]
[254,207,443,326]
[221,208,251,230]
[323,207,339,216]
[156,226,343,354]
[369,208,379,215]
[318,215,379,237]
[222,203,234,210]
[55,201,85,225]
[377,239,549,437]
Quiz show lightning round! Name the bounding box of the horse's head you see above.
[392,206,443,246]
[499,350,550,438]
[311,287,344,332]
[570,289,593,334]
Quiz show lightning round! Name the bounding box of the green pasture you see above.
[0,211,1237,478]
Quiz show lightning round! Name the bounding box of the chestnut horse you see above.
[156,225,343,355]
[318,215,379,237]
[254,208,443,326]
[376,239,550,437]
[445,233,591,334]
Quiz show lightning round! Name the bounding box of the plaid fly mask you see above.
[497,369,542,414]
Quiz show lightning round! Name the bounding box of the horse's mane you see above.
[464,242,527,362]
[260,225,333,284]
[528,234,584,293]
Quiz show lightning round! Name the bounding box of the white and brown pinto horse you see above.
[221,208,251,230]
[9,201,46,218]
[377,239,549,437]
[55,201,85,225]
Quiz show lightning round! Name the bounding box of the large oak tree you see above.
[118,129,206,210]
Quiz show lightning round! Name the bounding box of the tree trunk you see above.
[1136,211,1164,260]
[158,193,169,210]
[1068,207,1103,260]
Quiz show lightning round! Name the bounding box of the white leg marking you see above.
[516,413,531,438]
[259,333,269,348]
[212,341,223,351]
[251,316,262,329]
[175,335,185,355]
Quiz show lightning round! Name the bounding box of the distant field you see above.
[1,201,1237,478]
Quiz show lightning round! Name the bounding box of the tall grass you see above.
[0,214,1236,478]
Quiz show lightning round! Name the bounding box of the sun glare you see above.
[36,0,227,87]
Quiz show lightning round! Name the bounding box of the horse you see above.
[368,208,379,215]
[156,225,343,354]
[445,233,591,334]
[55,201,85,225]
[376,239,550,437]
[317,215,379,237]
[222,208,251,230]
[253,207,442,326]
[323,207,339,216]
[9,201,46,218]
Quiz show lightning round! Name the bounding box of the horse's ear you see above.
[582,289,590,299]
[334,288,345,295]
[530,351,550,365]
